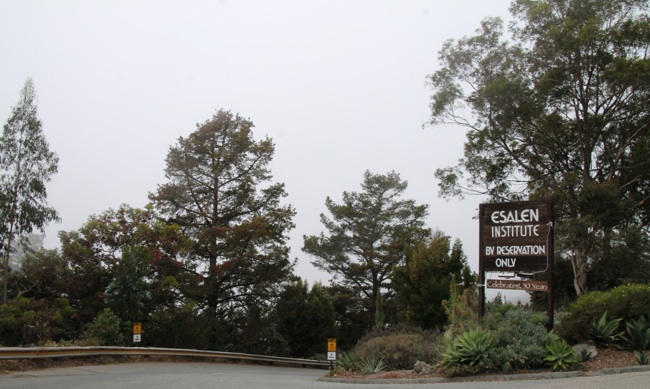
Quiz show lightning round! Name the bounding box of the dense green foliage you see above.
[392,231,475,330]
[145,301,211,350]
[274,279,337,358]
[429,0,650,296]
[438,300,553,376]
[0,296,76,346]
[482,304,550,371]
[0,110,302,354]
[58,205,191,326]
[82,308,123,346]
[556,284,650,343]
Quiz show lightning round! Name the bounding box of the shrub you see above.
[482,304,551,371]
[82,308,123,346]
[354,325,440,370]
[555,284,650,343]
[544,337,578,371]
[147,303,211,349]
[335,351,361,371]
[0,297,79,346]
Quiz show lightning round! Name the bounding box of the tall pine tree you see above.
[149,109,295,349]
[303,170,430,329]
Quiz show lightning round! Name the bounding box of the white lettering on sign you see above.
[491,224,540,238]
[490,209,540,224]
[485,245,545,256]
[494,257,517,267]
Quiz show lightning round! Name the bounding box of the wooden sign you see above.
[478,200,555,330]
[480,202,552,272]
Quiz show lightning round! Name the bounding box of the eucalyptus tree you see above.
[149,109,296,348]
[428,0,650,295]
[303,170,430,328]
[0,79,59,303]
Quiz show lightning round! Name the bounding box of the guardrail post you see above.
[22,325,36,347]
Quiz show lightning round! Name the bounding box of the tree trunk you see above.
[374,290,384,329]
[570,252,588,296]
[2,230,14,304]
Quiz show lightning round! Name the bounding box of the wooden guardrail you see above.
[0,346,329,369]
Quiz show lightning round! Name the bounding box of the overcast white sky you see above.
[1,0,517,297]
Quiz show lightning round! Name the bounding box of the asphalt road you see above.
[2,362,650,389]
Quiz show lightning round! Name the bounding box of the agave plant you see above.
[335,351,361,371]
[357,352,387,374]
[578,347,593,362]
[588,311,622,346]
[440,328,492,369]
[637,351,649,365]
[622,316,650,351]
[544,338,578,371]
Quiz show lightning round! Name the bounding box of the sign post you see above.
[327,338,337,371]
[479,201,554,329]
[133,322,142,344]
